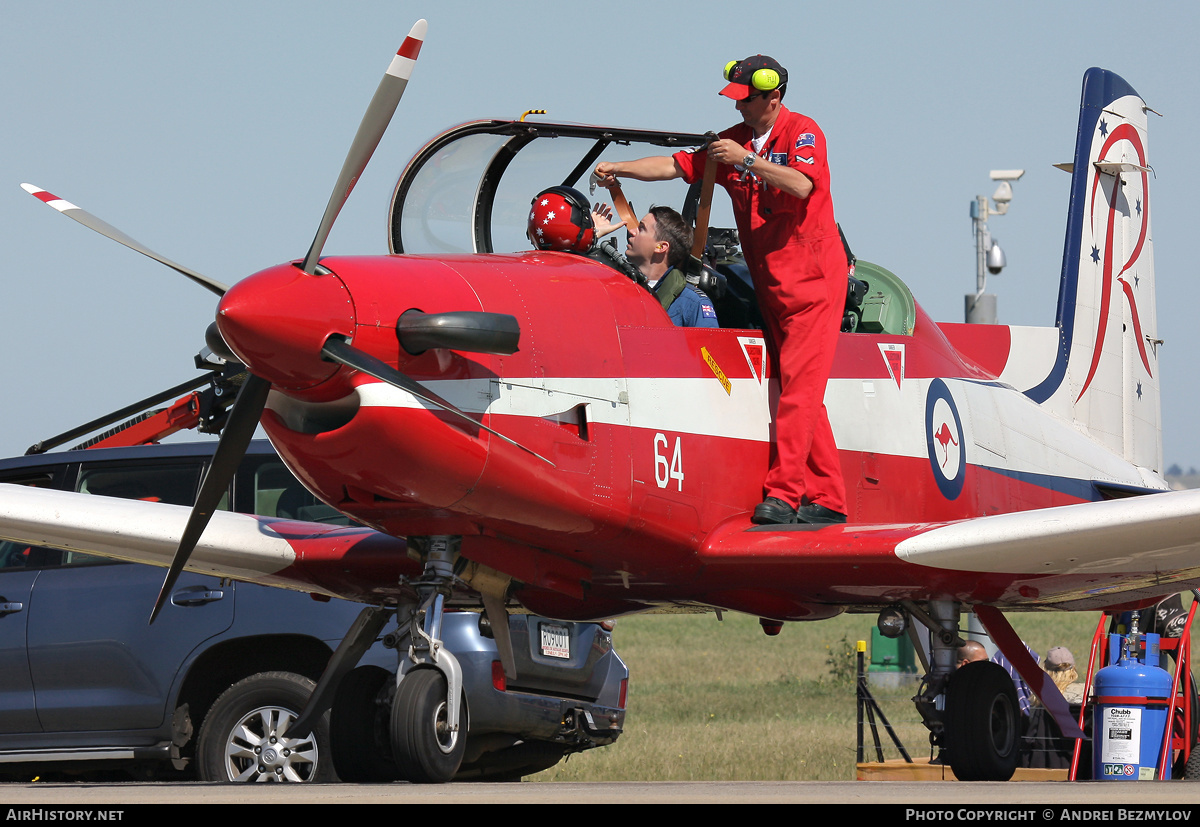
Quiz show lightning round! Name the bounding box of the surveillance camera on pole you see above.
[966,169,1024,324]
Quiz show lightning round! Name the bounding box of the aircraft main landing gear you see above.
[944,660,1020,780]
[886,599,1021,781]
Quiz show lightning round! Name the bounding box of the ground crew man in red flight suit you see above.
[593,55,847,525]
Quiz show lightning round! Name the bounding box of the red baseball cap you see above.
[720,55,788,99]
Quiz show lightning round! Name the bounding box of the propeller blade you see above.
[149,373,271,623]
[20,183,229,297]
[301,20,427,275]
[320,337,553,466]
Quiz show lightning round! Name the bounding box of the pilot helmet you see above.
[528,186,595,253]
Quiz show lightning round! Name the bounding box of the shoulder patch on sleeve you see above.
[795,133,817,149]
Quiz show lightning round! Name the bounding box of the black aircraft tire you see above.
[389,669,467,783]
[1183,747,1200,780]
[944,661,1021,781]
[330,667,400,783]
[1173,672,1200,779]
[196,671,334,783]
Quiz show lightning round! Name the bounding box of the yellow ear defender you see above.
[751,68,780,91]
[723,60,781,92]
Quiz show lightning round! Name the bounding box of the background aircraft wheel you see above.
[944,661,1020,781]
[1183,749,1200,780]
[1171,672,1200,778]
[196,671,334,783]
[330,666,399,782]
[390,668,466,783]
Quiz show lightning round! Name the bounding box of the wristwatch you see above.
[742,154,757,168]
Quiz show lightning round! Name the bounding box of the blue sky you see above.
[3,1,1199,467]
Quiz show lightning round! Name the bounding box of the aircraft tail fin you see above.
[1025,68,1161,474]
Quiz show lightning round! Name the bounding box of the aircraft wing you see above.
[698,488,1200,613]
[0,483,418,602]
[5,482,1200,613]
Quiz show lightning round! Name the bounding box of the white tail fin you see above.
[1024,68,1161,474]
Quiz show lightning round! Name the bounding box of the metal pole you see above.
[966,195,997,324]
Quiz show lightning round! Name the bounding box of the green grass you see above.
[531,609,1104,782]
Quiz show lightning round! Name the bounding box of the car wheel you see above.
[330,667,399,782]
[196,671,334,783]
[389,668,466,783]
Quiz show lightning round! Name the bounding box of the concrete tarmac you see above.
[1,781,1198,805]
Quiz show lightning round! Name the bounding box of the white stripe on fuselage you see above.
[339,374,1152,487]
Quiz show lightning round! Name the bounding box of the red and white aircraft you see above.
[2,19,1191,780]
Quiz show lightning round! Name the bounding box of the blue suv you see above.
[0,441,626,782]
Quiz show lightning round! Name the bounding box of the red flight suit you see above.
[674,106,847,514]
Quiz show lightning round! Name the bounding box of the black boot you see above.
[752,497,797,525]
[794,503,847,525]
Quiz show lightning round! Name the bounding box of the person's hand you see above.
[591,202,625,238]
[593,162,620,189]
[707,138,749,166]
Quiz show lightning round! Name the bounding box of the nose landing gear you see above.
[388,535,468,783]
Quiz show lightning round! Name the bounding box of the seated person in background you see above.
[956,639,988,669]
[1040,646,1085,705]
[1020,646,1085,770]
[527,188,716,328]
[992,644,1039,716]
[624,206,717,328]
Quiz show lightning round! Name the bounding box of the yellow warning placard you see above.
[701,347,732,396]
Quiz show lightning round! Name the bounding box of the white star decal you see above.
[546,210,556,221]
[540,199,550,206]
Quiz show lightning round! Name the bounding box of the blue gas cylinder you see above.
[1093,632,1173,780]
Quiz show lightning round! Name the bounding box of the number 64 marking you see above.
[653,433,684,491]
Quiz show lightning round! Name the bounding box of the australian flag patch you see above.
[795,133,816,149]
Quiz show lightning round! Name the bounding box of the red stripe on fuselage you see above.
[938,323,1011,378]
[322,253,991,386]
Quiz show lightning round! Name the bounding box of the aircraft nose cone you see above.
[216,263,356,390]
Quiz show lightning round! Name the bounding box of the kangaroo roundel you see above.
[925,379,965,500]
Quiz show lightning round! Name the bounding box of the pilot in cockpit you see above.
[527,186,717,328]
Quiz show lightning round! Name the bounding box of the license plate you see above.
[539,622,571,659]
